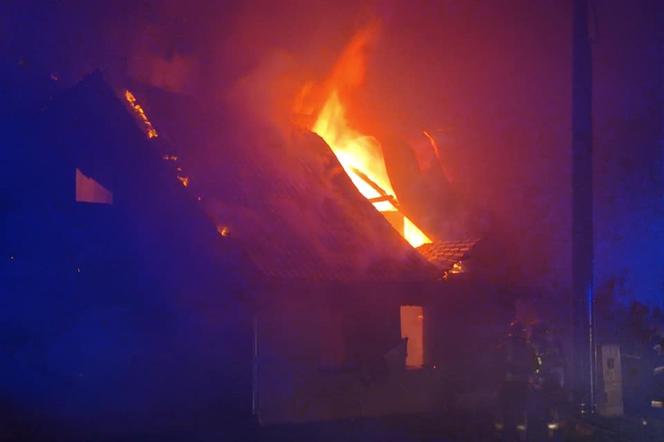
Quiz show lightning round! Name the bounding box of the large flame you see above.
[305,24,431,248]
[313,90,396,212]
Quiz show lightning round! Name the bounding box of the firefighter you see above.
[650,335,664,411]
[528,323,565,441]
[496,320,538,441]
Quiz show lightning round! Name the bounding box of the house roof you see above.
[135,86,440,283]
[37,72,256,282]
[416,239,480,273]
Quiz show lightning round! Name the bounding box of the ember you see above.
[176,175,190,187]
[450,261,464,274]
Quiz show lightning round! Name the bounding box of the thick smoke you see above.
[3,0,662,307]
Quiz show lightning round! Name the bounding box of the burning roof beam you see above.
[352,167,400,210]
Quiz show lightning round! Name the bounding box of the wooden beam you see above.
[350,167,400,209]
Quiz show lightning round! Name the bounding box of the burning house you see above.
[129,73,486,423]
[124,23,489,423]
[0,5,518,439]
[1,60,488,436]
[4,1,664,439]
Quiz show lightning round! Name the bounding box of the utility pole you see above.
[571,0,596,414]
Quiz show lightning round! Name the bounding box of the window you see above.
[75,168,112,204]
[400,305,424,368]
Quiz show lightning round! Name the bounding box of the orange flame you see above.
[303,24,431,248]
[312,90,396,212]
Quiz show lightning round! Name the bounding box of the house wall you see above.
[255,282,444,424]
[2,200,254,438]
[421,278,516,412]
[1,103,255,438]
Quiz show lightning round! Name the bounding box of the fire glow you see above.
[305,24,431,248]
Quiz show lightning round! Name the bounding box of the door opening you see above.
[400,305,424,368]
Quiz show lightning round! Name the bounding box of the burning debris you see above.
[123,91,199,192]
[176,175,190,187]
[124,89,158,139]
[417,239,480,277]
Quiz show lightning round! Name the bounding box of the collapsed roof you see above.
[43,72,441,283]
[137,86,441,283]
